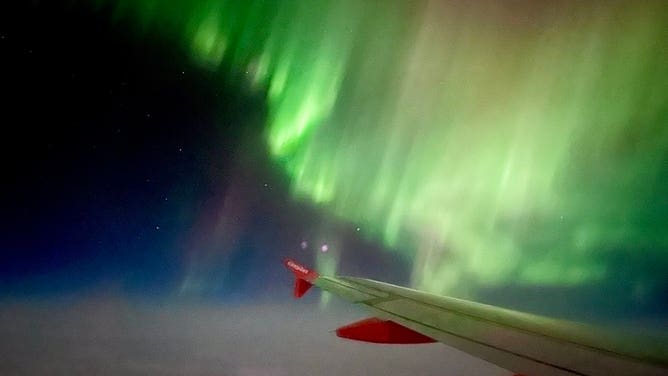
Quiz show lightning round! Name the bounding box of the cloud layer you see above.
[0,297,507,375]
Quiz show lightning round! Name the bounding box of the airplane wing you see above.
[284,259,668,376]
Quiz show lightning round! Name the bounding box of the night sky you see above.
[1,1,667,375]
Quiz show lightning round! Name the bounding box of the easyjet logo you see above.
[287,260,309,275]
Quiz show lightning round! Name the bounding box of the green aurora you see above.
[85,0,668,299]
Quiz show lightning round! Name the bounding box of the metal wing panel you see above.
[315,275,668,376]
[314,276,388,303]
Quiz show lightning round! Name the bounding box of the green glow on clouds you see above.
[87,0,668,298]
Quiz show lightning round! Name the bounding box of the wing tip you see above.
[283,258,319,298]
[283,258,319,282]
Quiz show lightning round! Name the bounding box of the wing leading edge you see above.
[283,259,668,376]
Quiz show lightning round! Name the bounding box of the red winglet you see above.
[283,259,319,298]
